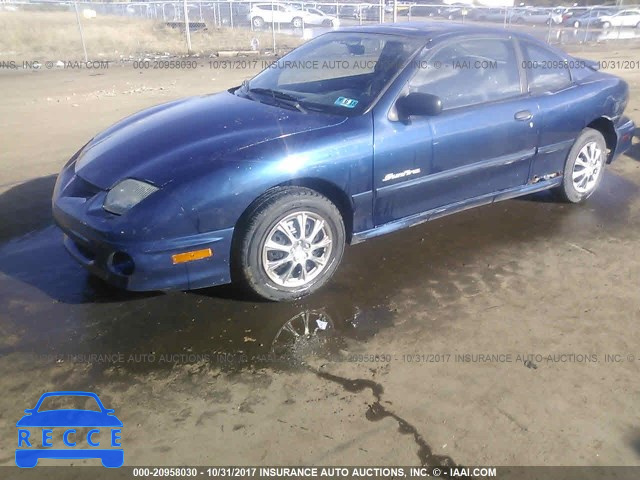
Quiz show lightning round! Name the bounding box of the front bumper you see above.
[52,175,234,292]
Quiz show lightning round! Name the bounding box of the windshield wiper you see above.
[247,87,308,114]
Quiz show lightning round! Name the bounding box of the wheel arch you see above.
[586,117,616,163]
[233,178,354,245]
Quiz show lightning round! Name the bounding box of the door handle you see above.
[514,110,533,121]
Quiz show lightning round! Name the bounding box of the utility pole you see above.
[74,1,88,62]
[183,0,192,54]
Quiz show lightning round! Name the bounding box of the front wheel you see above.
[251,16,264,28]
[554,128,607,203]
[602,21,611,28]
[292,17,303,28]
[232,187,345,301]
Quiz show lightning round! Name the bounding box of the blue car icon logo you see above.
[16,391,123,468]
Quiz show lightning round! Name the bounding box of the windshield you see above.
[238,32,425,115]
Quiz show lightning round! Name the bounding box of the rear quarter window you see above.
[521,42,572,94]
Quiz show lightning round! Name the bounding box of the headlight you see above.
[104,179,159,215]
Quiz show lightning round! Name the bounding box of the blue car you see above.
[52,22,635,301]
[16,391,123,468]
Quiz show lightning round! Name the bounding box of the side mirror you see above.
[396,92,443,118]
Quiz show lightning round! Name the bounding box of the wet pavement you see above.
[2,168,636,375]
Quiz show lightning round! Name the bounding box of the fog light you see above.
[110,251,135,276]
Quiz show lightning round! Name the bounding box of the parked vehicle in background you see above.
[597,9,640,28]
[249,3,308,28]
[360,5,384,21]
[558,6,588,24]
[565,8,615,28]
[511,8,561,25]
[302,6,340,27]
[384,1,410,15]
[316,4,339,16]
[474,8,512,23]
[440,4,473,21]
[339,3,370,20]
[407,5,443,18]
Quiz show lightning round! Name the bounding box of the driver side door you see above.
[373,36,539,225]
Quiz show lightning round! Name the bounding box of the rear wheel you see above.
[573,20,580,28]
[554,128,607,203]
[232,187,345,301]
[292,16,303,28]
[602,21,611,28]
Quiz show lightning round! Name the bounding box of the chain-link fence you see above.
[2,1,640,61]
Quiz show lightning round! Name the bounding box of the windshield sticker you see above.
[334,97,358,109]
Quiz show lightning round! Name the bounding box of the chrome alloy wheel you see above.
[261,211,333,288]
[572,141,604,194]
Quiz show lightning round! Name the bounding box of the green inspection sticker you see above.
[334,97,358,108]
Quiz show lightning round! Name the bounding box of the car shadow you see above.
[626,127,640,162]
[627,427,640,460]
[0,174,58,243]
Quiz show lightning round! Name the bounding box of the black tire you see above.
[252,16,264,28]
[292,17,303,28]
[573,20,580,28]
[554,128,607,203]
[232,187,345,301]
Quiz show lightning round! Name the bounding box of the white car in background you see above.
[249,3,336,28]
[597,9,640,28]
[302,6,340,27]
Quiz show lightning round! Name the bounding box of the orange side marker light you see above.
[172,248,213,265]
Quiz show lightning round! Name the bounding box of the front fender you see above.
[174,115,374,233]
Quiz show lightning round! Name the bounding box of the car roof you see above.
[335,21,541,43]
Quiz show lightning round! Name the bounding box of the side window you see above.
[521,42,571,94]
[408,38,521,110]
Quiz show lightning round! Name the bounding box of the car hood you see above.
[74,90,347,189]
[16,410,123,427]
